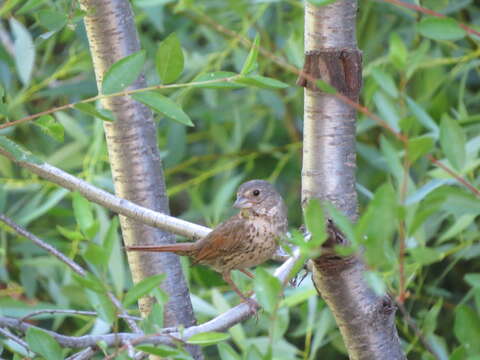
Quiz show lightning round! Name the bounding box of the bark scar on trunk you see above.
[296,49,363,101]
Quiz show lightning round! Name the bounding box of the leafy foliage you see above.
[0,0,479,359]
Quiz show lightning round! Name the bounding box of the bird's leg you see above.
[239,269,255,279]
[223,271,259,313]
[238,269,255,297]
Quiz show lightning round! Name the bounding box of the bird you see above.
[126,179,288,311]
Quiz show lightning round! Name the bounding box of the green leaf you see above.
[234,75,289,89]
[454,305,480,355]
[407,135,434,163]
[123,273,165,306]
[440,115,466,171]
[74,103,114,121]
[10,18,35,86]
[37,9,67,32]
[0,136,43,164]
[136,345,186,357]
[373,92,400,132]
[417,17,466,41]
[316,79,337,94]
[217,342,241,360]
[192,72,243,89]
[102,50,146,94]
[17,0,44,14]
[465,273,480,288]
[132,91,193,126]
[371,68,398,98]
[72,192,94,235]
[187,331,230,346]
[406,97,439,137]
[156,33,184,84]
[73,273,105,293]
[84,242,108,267]
[35,115,64,142]
[389,32,408,70]
[304,198,327,248]
[253,267,282,313]
[241,34,260,75]
[26,327,63,360]
[307,0,338,6]
[86,291,116,324]
[409,247,445,265]
[364,271,386,295]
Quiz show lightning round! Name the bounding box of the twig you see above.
[0,327,31,354]
[0,76,239,130]
[0,148,211,240]
[0,248,301,349]
[66,347,97,360]
[19,309,141,323]
[0,214,141,334]
[379,0,480,38]
[396,302,442,360]
[0,213,86,276]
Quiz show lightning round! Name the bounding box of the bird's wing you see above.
[194,216,251,263]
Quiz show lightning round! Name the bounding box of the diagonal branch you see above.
[0,248,300,349]
[0,147,211,240]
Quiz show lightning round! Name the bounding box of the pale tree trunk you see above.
[298,1,405,359]
[79,1,201,358]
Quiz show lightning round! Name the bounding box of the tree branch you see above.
[0,248,300,349]
[0,148,211,240]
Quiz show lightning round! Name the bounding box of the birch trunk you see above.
[298,1,406,358]
[79,1,201,358]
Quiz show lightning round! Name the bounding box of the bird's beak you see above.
[233,196,251,209]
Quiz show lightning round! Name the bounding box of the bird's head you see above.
[233,180,285,216]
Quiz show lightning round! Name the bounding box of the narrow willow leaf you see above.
[74,103,114,121]
[17,0,45,15]
[371,68,398,98]
[241,34,260,75]
[316,79,337,94]
[417,17,466,41]
[187,332,231,346]
[136,345,185,357]
[132,91,193,126]
[35,115,64,142]
[253,267,282,313]
[72,192,94,235]
[123,274,165,306]
[0,136,43,164]
[307,0,338,5]
[389,32,408,70]
[10,18,35,86]
[37,9,67,32]
[440,116,466,171]
[406,97,439,136]
[234,75,288,89]
[26,328,63,360]
[72,273,105,293]
[407,135,434,164]
[304,198,326,247]
[102,50,146,94]
[192,72,243,89]
[156,33,184,84]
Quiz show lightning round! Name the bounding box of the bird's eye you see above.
[252,189,260,196]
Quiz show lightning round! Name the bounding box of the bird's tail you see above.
[125,243,195,256]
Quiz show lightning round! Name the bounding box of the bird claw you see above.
[244,298,260,316]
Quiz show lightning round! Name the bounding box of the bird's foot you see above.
[243,297,260,315]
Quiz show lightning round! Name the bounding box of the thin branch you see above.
[65,347,97,360]
[19,309,142,323]
[0,148,211,240]
[397,302,442,360]
[379,0,480,38]
[0,76,238,130]
[0,248,300,349]
[0,214,141,334]
[0,213,86,276]
[0,327,31,354]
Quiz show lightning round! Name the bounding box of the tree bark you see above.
[79,1,201,358]
[298,1,405,359]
